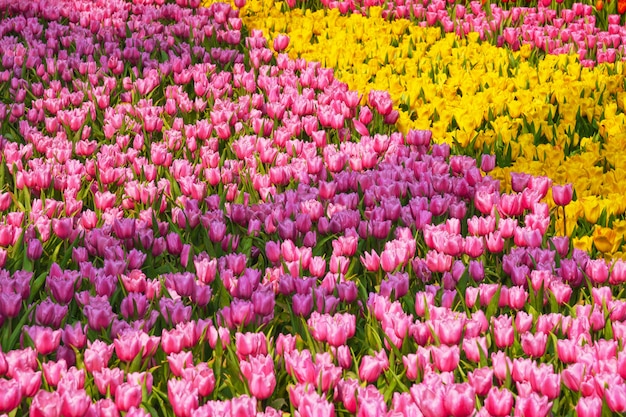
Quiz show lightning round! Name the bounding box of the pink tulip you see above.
[26,239,43,261]
[113,329,144,362]
[0,378,22,412]
[491,351,513,382]
[521,332,548,358]
[94,367,125,397]
[444,383,476,417]
[24,326,61,356]
[83,296,116,331]
[168,379,199,417]
[83,340,114,373]
[411,384,446,417]
[168,351,194,378]
[234,332,267,359]
[285,350,316,386]
[480,154,496,172]
[468,367,493,396]
[552,183,573,206]
[30,389,62,417]
[431,344,460,373]
[240,354,276,399]
[273,34,290,52]
[297,390,335,417]
[462,337,488,363]
[115,382,143,412]
[491,315,514,348]
[606,384,626,412]
[585,259,609,284]
[576,396,602,417]
[182,363,215,397]
[484,387,514,417]
[358,350,388,383]
[515,393,552,417]
[60,388,91,417]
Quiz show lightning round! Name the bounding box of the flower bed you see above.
[0,0,625,416]
[236,0,626,257]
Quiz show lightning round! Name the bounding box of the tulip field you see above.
[2,0,626,415]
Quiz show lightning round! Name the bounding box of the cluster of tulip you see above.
[234,0,626,257]
[2,0,626,415]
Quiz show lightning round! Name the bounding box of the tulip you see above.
[24,324,62,356]
[112,382,142,413]
[444,383,475,417]
[468,367,493,396]
[521,332,547,358]
[240,354,276,400]
[484,387,513,417]
[30,389,62,417]
[285,350,316,386]
[552,183,573,206]
[43,359,67,388]
[182,363,215,397]
[83,296,116,331]
[235,332,267,359]
[462,337,488,363]
[358,350,388,383]
[605,384,626,412]
[83,340,114,373]
[168,379,199,417]
[297,390,335,417]
[0,378,22,412]
[515,393,552,417]
[60,388,91,417]
[576,396,602,417]
[26,238,43,261]
[491,351,512,382]
[431,344,460,373]
[411,384,446,417]
[93,367,124,397]
[113,329,143,362]
[273,34,290,52]
[480,154,496,172]
[168,351,194,377]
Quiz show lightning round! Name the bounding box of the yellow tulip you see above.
[573,236,594,253]
[592,226,618,254]
[580,196,604,225]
